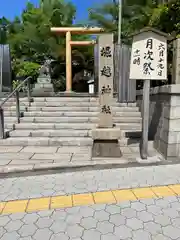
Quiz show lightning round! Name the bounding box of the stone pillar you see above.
[92,34,121,158]
[98,34,114,128]
[172,38,180,84]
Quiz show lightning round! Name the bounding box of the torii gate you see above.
[51,27,104,92]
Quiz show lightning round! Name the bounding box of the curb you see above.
[0,158,179,178]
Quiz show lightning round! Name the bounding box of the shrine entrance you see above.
[51,27,136,102]
[51,27,104,93]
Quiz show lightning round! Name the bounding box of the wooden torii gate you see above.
[51,27,104,92]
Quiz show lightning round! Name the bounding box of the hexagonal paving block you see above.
[90,204,106,211]
[132,229,151,240]
[83,229,101,240]
[101,233,120,240]
[136,211,154,222]
[121,208,137,218]
[162,225,180,240]
[4,219,24,232]
[22,213,39,224]
[65,206,81,214]
[79,206,95,218]
[36,217,54,228]
[18,224,37,237]
[66,224,84,239]
[0,216,10,227]
[96,221,114,234]
[109,214,126,226]
[116,201,131,209]
[94,210,110,222]
[66,214,82,225]
[33,228,53,240]
[114,225,132,239]
[126,218,143,230]
[131,202,146,211]
[105,204,121,214]
[155,234,172,240]
[37,210,54,217]
[162,208,179,218]
[50,232,69,240]
[1,231,20,240]
[144,221,162,235]
[80,217,98,229]
[51,210,67,221]
[172,218,180,228]
[155,199,171,209]
[50,220,67,233]
[0,227,6,238]
[10,213,26,220]
[154,215,171,227]
[140,198,155,206]
[146,205,163,216]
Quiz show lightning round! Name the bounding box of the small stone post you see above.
[92,33,121,158]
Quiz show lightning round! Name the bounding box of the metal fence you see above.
[94,43,136,103]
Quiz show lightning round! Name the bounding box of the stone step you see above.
[0,137,93,146]
[20,111,141,117]
[20,116,142,123]
[9,129,143,138]
[3,117,19,123]
[3,106,140,112]
[12,122,141,130]
[9,129,90,137]
[2,101,137,107]
[0,97,97,102]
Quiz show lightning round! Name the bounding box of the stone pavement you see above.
[0,142,164,174]
[1,165,180,239]
[1,196,180,240]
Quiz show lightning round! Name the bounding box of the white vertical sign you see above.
[129,31,167,80]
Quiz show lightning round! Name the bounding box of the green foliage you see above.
[12,60,40,78]
[88,0,159,44]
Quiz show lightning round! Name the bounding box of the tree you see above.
[0,17,10,44]
[88,0,159,44]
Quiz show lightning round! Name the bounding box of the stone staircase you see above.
[0,97,142,147]
[0,96,149,174]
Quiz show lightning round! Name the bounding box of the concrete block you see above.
[20,146,58,153]
[92,128,121,140]
[163,105,180,119]
[170,95,180,106]
[31,153,71,161]
[0,146,23,153]
[48,137,93,146]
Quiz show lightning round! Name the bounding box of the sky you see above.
[0,0,106,22]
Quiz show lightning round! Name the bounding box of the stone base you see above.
[91,128,122,158]
[37,77,51,84]
[92,128,121,140]
[32,83,54,97]
[92,140,122,158]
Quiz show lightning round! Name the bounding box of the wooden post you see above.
[140,79,150,159]
[66,31,72,92]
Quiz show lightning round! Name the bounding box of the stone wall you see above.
[137,84,180,159]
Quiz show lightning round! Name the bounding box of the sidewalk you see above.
[0,142,165,175]
[1,165,180,239]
